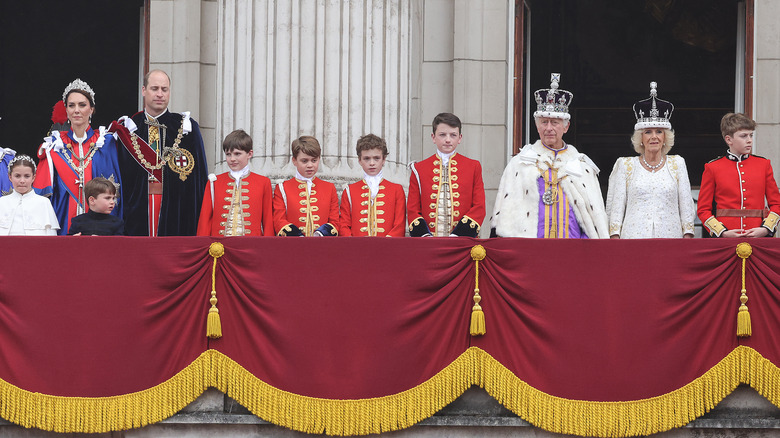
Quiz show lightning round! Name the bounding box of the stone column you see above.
[216,0,412,186]
[148,0,218,168]
[754,0,780,175]
[452,0,511,227]
[416,0,512,236]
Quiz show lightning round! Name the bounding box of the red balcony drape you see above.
[0,237,777,436]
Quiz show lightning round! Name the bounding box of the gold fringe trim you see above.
[209,349,477,436]
[740,346,780,408]
[1,347,779,436]
[478,346,780,437]
[0,351,212,433]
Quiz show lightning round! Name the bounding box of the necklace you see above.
[68,142,96,162]
[641,155,665,171]
[62,138,99,215]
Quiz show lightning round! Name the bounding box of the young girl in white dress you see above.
[0,155,60,235]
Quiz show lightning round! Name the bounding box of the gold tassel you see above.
[736,242,752,338]
[470,245,487,336]
[207,242,225,339]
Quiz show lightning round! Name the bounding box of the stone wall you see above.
[144,0,780,239]
[147,0,512,237]
[755,0,780,177]
[148,0,218,169]
[213,0,413,188]
[416,0,511,237]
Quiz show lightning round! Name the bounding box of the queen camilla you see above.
[606,82,695,239]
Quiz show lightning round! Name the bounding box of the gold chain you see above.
[129,122,185,171]
[63,143,98,178]
[130,133,165,170]
[61,140,98,212]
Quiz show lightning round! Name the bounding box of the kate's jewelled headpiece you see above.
[534,73,573,120]
[8,154,36,174]
[62,78,96,105]
[633,82,673,130]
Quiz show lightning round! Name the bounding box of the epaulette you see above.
[752,154,768,160]
[707,156,725,163]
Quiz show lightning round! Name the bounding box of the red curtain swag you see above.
[0,237,778,436]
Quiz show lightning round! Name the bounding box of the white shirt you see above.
[364,171,384,199]
[295,171,313,193]
[0,190,60,236]
[230,164,250,182]
[436,150,454,167]
[606,155,696,238]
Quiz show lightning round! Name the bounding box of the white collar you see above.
[295,171,313,191]
[436,150,454,165]
[73,131,88,144]
[11,189,35,199]
[230,165,250,181]
[364,171,384,198]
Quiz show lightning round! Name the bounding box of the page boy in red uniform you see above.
[273,136,339,236]
[339,134,405,236]
[197,129,273,236]
[698,113,780,237]
[407,113,486,237]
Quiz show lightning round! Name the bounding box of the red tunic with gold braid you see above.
[272,177,340,236]
[407,152,486,236]
[196,172,274,237]
[697,154,780,236]
[339,179,406,237]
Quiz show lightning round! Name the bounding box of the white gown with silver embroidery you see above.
[606,155,695,238]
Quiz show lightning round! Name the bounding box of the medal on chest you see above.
[538,163,566,206]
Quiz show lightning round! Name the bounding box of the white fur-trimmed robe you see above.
[491,141,609,238]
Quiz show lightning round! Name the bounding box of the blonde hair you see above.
[631,128,675,155]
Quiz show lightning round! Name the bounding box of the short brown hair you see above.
[432,113,462,134]
[291,136,321,159]
[222,129,253,153]
[85,177,116,200]
[356,134,388,157]
[720,113,756,139]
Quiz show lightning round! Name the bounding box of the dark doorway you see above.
[0,1,144,159]
[524,0,738,188]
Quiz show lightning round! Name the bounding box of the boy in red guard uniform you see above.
[197,129,274,236]
[273,136,339,236]
[339,134,406,236]
[698,113,780,237]
[408,113,485,237]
